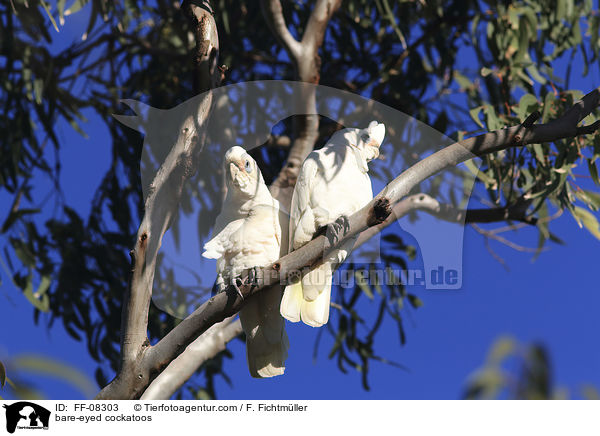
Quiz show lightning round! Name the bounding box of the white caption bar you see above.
[0,400,597,435]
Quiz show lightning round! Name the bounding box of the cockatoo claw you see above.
[336,215,351,234]
[233,278,245,299]
[233,267,259,299]
[247,266,258,287]
[317,215,351,246]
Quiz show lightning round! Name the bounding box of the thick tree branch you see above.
[140,317,242,400]
[95,1,219,401]
[262,0,342,208]
[260,0,302,60]
[356,194,535,247]
[95,96,213,400]
[183,0,221,93]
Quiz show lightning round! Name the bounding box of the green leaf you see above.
[41,0,60,32]
[0,361,5,388]
[480,67,493,77]
[581,385,600,400]
[1,208,41,233]
[68,118,89,138]
[587,158,600,185]
[515,17,530,63]
[407,294,423,308]
[572,206,600,240]
[11,238,35,267]
[521,7,538,41]
[65,0,90,16]
[454,71,472,89]
[469,106,484,128]
[483,105,503,130]
[58,0,67,25]
[526,64,547,85]
[13,354,96,398]
[36,275,52,297]
[518,93,539,121]
[487,336,516,364]
[575,190,600,211]
[33,78,43,104]
[465,159,497,188]
[532,143,546,164]
[405,245,417,261]
[541,91,555,123]
[195,389,212,400]
[355,270,373,299]
[23,273,50,312]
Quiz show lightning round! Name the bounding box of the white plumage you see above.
[203,146,289,377]
[280,121,385,327]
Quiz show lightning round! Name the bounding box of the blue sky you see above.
[1,3,599,400]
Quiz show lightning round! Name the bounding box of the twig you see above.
[471,223,547,253]
[483,236,509,271]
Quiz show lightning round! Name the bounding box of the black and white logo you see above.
[2,402,50,433]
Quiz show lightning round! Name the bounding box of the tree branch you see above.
[140,317,242,400]
[183,0,221,93]
[262,0,342,208]
[95,1,219,401]
[260,0,302,60]
[356,193,535,247]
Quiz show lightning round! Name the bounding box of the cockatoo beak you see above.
[228,159,254,191]
[229,162,240,184]
[362,121,385,161]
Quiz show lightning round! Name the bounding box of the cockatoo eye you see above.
[245,159,252,173]
[361,133,370,143]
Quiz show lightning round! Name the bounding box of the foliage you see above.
[0,354,95,399]
[1,0,599,397]
[463,336,598,400]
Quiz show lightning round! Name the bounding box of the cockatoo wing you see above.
[202,218,245,259]
[289,155,320,251]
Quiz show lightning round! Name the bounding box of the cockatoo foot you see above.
[316,215,351,246]
[233,278,245,299]
[233,266,259,299]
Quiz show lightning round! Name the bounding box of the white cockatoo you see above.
[203,146,289,378]
[280,121,386,327]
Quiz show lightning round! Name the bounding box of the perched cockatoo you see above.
[203,146,289,378]
[280,121,386,327]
